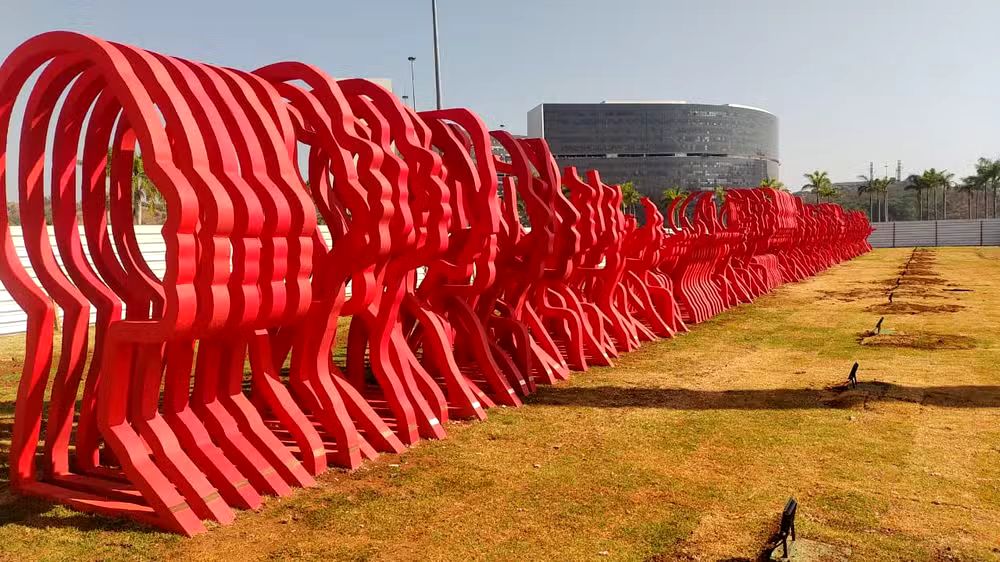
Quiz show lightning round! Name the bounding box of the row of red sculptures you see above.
[0,32,873,535]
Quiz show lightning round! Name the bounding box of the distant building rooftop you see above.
[600,100,689,104]
[596,100,775,116]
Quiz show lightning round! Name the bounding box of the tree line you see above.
[799,157,1000,222]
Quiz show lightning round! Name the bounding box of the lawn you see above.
[1,247,998,561]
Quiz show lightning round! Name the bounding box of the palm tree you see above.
[974,160,989,218]
[974,157,1000,219]
[937,169,954,219]
[920,168,952,220]
[760,177,786,190]
[924,170,936,220]
[856,182,874,220]
[978,165,992,219]
[985,159,998,218]
[857,173,879,220]
[619,180,641,215]
[958,176,981,219]
[859,176,893,222]
[873,177,893,221]
[660,186,684,206]
[987,159,999,218]
[911,168,955,219]
[803,170,831,205]
[904,174,928,220]
[107,149,161,224]
[131,154,161,224]
[815,184,840,202]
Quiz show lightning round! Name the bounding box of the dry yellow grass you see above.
[1,247,999,561]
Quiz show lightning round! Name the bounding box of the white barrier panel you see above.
[0,225,336,336]
[867,219,1000,248]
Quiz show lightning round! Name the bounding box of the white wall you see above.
[0,225,336,336]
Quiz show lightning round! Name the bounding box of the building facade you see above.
[527,101,779,195]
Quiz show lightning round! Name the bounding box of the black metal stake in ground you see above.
[779,498,797,558]
[848,362,859,388]
[764,497,798,559]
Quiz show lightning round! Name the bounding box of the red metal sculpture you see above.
[0,32,872,535]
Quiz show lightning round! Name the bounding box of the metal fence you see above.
[867,219,1000,248]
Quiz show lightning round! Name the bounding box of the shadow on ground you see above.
[529,383,1000,410]
[0,488,155,533]
[0,380,997,536]
[0,401,154,533]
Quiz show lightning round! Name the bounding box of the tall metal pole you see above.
[432,0,442,109]
[407,56,417,110]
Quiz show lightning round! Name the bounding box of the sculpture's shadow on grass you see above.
[0,401,159,534]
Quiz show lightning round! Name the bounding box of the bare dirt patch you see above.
[909,250,935,262]
[892,286,951,299]
[865,302,964,315]
[899,275,946,286]
[820,381,903,409]
[820,379,1000,410]
[892,250,942,284]
[857,331,976,350]
[818,287,888,302]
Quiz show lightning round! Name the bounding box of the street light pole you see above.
[407,56,417,111]
[432,0,442,109]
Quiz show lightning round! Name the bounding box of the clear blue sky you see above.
[5,0,999,189]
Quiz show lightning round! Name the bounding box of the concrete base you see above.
[769,538,852,561]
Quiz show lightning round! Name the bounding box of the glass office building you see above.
[527,101,779,195]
